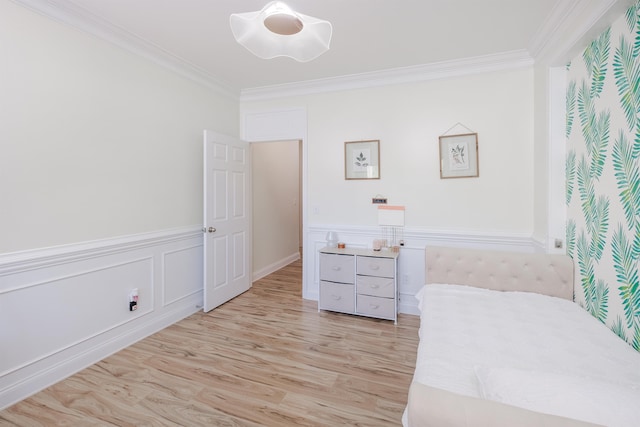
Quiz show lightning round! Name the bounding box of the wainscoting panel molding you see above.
[0,227,203,410]
[162,244,203,306]
[304,225,536,315]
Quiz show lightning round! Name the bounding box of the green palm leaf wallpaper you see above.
[613,35,640,131]
[629,3,640,57]
[566,150,576,205]
[566,81,576,138]
[567,0,640,350]
[583,29,610,98]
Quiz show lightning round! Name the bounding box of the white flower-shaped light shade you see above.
[230,1,332,62]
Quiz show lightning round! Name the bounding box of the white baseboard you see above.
[1,294,200,410]
[0,226,204,410]
[252,251,300,282]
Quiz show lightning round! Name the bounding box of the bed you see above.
[403,246,640,427]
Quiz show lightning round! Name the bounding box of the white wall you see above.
[241,67,537,307]
[0,1,238,409]
[251,140,301,279]
[243,69,535,234]
[0,0,238,254]
[532,64,551,249]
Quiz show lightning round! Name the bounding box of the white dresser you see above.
[318,247,399,323]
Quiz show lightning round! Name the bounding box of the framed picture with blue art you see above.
[439,133,479,179]
[345,140,380,180]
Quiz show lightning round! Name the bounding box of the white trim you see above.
[10,0,238,99]
[240,50,534,102]
[0,227,204,410]
[530,0,633,65]
[531,236,548,254]
[307,224,534,250]
[0,226,201,275]
[547,67,568,254]
[11,0,632,101]
[241,107,308,142]
[162,244,204,306]
[252,252,301,282]
[1,293,200,410]
[240,107,309,305]
[529,0,589,60]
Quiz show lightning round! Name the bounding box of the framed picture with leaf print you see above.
[439,133,479,179]
[345,140,380,180]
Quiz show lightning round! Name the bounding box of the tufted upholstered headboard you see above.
[425,246,574,300]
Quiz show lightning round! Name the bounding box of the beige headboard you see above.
[425,246,574,300]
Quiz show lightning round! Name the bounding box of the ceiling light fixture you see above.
[230,1,332,62]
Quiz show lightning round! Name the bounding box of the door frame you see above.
[240,107,309,297]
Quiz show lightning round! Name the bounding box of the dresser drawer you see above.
[319,281,355,313]
[356,294,395,319]
[356,256,395,278]
[356,275,395,298]
[320,253,355,283]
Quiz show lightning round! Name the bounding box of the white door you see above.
[203,130,252,312]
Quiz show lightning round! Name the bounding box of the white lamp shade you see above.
[230,2,332,62]
[326,231,339,247]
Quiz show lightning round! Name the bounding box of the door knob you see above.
[208,227,216,233]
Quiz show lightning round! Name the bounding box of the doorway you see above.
[251,140,302,282]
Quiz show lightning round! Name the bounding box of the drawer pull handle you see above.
[332,266,341,271]
[369,265,380,270]
[331,295,342,301]
[370,304,380,309]
[370,284,380,289]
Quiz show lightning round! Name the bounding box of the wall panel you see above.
[0,227,203,409]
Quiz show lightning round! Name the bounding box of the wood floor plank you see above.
[0,258,420,426]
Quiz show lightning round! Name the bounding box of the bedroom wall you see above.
[0,1,238,408]
[531,63,569,255]
[1,1,238,254]
[566,0,640,350]
[243,69,534,233]
[252,140,301,280]
[241,67,536,308]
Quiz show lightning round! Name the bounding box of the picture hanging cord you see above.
[441,122,475,136]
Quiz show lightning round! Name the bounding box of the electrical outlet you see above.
[129,288,138,311]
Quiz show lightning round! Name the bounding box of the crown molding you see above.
[240,50,534,102]
[15,0,627,103]
[529,0,634,65]
[11,0,239,100]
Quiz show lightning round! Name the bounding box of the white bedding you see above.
[408,284,640,425]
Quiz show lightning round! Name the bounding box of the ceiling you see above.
[22,0,631,94]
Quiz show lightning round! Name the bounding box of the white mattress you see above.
[412,284,640,397]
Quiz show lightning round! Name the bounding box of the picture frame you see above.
[345,140,380,180]
[439,133,479,179]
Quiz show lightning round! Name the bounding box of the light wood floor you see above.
[0,258,420,426]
